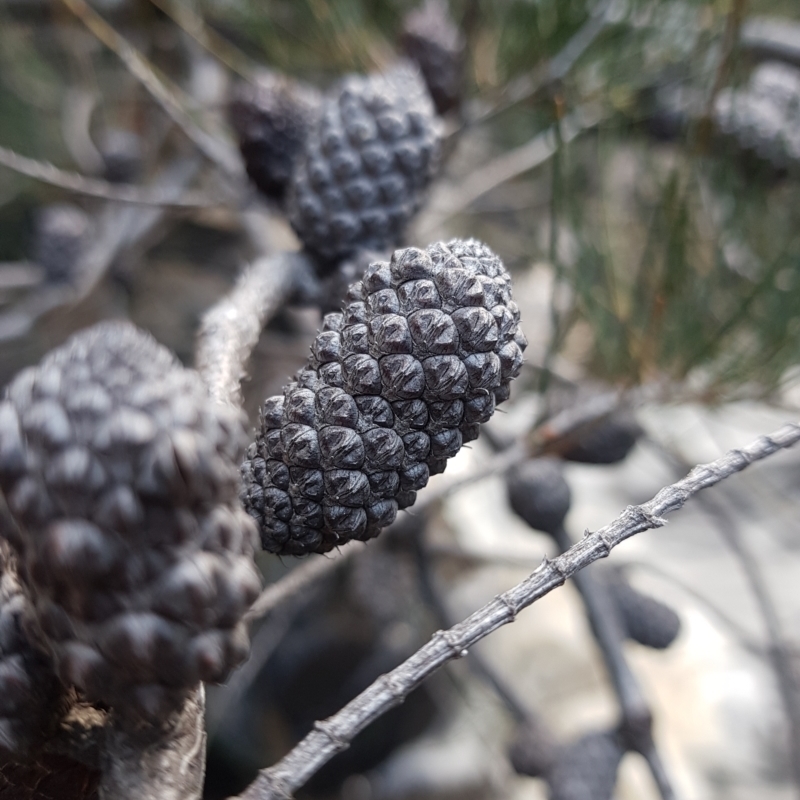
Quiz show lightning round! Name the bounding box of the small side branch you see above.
[235,422,800,799]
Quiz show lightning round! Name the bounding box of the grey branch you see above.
[0,145,227,208]
[195,251,309,408]
[234,421,800,800]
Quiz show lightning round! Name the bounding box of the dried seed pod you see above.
[561,411,642,465]
[547,730,624,800]
[0,539,61,757]
[508,717,558,778]
[401,0,466,115]
[606,573,681,650]
[286,65,442,263]
[0,322,261,721]
[229,69,322,201]
[243,239,526,555]
[506,458,571,537]
[32,204,90,283]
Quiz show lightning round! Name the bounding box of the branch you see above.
[0,145,227,208]
[195,251,309,408]
[233,421,800,799]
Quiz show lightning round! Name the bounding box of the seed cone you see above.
[229,70,322,202]
[401,0,466,116]
[0,321,261,720]
[286,66,442,263]
[0,539,60,757]
[606,573,681,650]
[242,239,526,555]
[548,730,624,800]
[506,458,571,536]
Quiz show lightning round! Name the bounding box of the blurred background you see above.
[2,0,800,798]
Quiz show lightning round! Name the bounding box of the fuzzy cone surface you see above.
[229,70,322,202]
[242,239,527,555]
[0,539,60,757]
[286,66,441,262]
[0,321,261,720]
[401,0,466,116]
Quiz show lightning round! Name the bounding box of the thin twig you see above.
[195,251,310,408]
[234,421,800,800]
[58,0,243,179]
[0,145,227,208]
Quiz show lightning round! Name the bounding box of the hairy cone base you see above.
[242,239,527,555]
[0,322,261,720]
[287,66,442,262]
[229,70,322,201]
[606,573,681,649]
[548,731,624,800]
[506,458,571,536]
[401,0,466,116]
[0,540,60,756]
